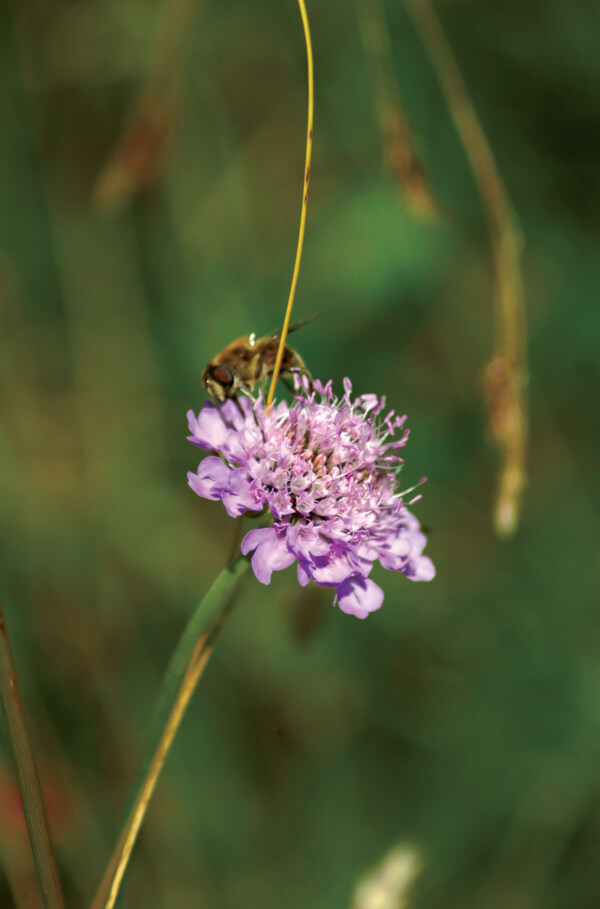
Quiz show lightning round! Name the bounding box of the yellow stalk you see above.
[90,555,251,909]
[266,0,314,409]
[93,639,212,909]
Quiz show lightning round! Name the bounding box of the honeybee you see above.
[202,315,318,402]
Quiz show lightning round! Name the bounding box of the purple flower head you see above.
[187,378,435,619]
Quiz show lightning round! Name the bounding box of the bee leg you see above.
[230,394,246,418]
[280,376,298,397]
[259,376,270,401]
[285,366,313,394]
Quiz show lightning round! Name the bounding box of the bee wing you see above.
[266,310,323,339]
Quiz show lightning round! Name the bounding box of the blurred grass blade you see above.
[351,844,422,909]
[92,0,196,211]
[0,601,66,909]
[404,0,528,536]
[355,0,438,217]
[90,553,251,909]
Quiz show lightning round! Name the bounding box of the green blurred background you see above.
[1,0,599,906]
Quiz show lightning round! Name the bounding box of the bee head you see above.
[202,363,236,402]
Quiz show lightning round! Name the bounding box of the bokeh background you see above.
[1,0,599,906]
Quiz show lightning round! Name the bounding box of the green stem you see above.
[91,551,251,909]
[0,601,66,909]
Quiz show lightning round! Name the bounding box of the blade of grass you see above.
[90,551,251,909]
[0,601,66,909]
[404,0,528,537]
[355,0,438,217]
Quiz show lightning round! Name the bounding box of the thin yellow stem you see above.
[90,555,250,909]
[404,0,528,536]
[93,638,213,909]
[266,0,314,409]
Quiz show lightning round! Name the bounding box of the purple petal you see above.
[376,507,434,574]
[243,529,295,585]
[398,507,420,531]
[310,551,355,586]
[220,434,251,463]
[405,555,436,582]
[377,533,414,570]
[241,526,278,555]
[187,457,230,500]
[359,393,379,414]
[252,541,295,585]
[336,576,384,619]
[221,468,263,517]
[219,397,253,430]
[187,405,230,451]
[297,561,310,587]
[285,523,331,560]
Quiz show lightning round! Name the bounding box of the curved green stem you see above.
[91,552,251,909]
[0,600,66,909]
